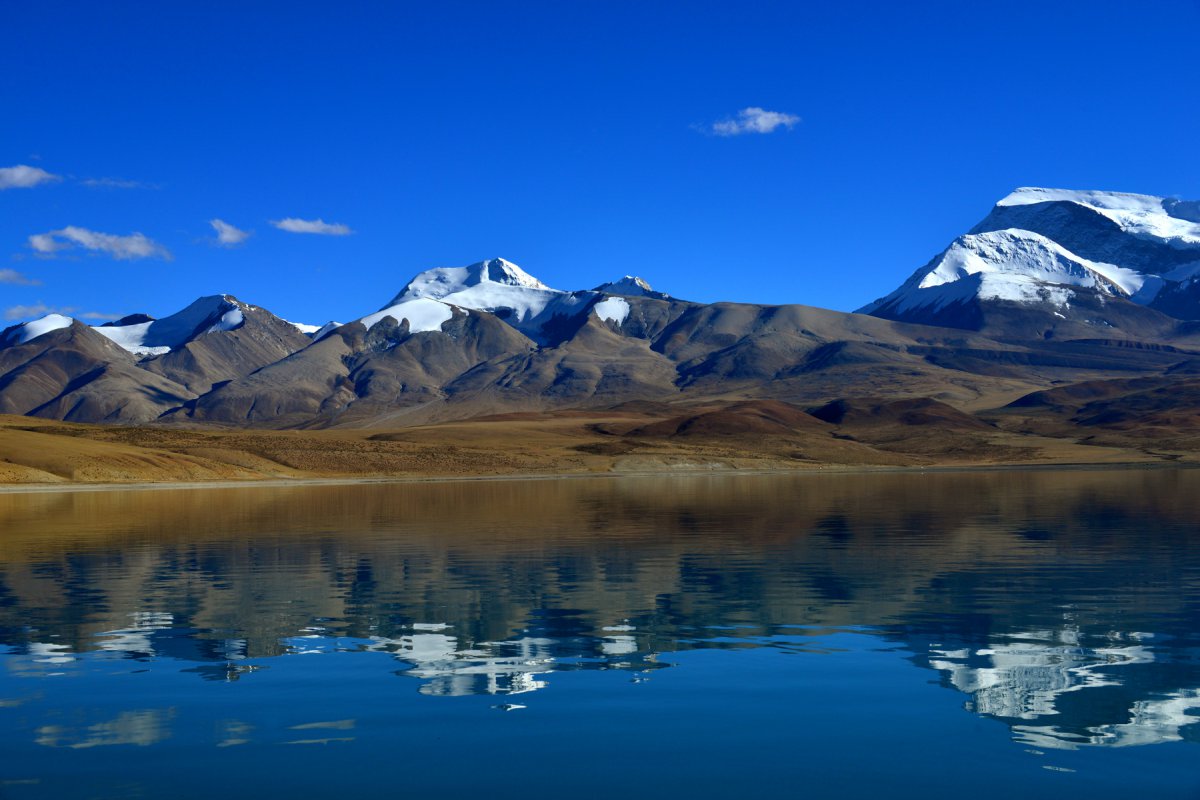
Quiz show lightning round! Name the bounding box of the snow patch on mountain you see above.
[999,188,1200,247]
[380,258,595,344]
[361,297,455,334]
[389,258,562,325]
[881,270,1075,314]
[862,187,1200,326]
[3,313,74,345]
[286,320,323,335]
[975,275,1075,309]
[393,258,551,304]
[861,229,1142,315]
[593,297,631,325]
[93,295,246,356]
[310,321,344,342]
[918,230,1145,296]
[95,321,172,356]
[594,276,660,298]
[1000,187,1169,212]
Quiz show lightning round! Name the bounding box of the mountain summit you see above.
[391,257,551,303]
[861,187,1200,334]
[5,195,1200,429]
[93,295,248,356]
[363,258,593,344]
[593,276,667,299]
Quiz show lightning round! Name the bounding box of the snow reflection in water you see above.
[0,470,1197,798]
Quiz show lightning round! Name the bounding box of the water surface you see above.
[0,469,1197,797]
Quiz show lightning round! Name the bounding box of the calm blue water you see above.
[0,470,1197,798]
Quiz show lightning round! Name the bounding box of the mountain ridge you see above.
[4,187,1200,431]
[862,186,1200,334]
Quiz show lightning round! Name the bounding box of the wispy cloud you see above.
[3,303,117,322]
[271,217,354,236]
[0,269,41,286]
[28,226,172,261]
[4,302,70,321]
[81,177,158,190]
[4,303,58,321]
[210,218,252,247]
[2,166,156,191]
[706,107,801,137]
[0,164,62,190]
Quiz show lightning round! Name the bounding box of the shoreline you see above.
[0,459,1192,495]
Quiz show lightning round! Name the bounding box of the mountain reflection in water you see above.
[0,469,1197,796]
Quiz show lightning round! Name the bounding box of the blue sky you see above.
[3,1,1198,327]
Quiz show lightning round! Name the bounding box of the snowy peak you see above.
[863,187,1200,328]
[999,187,1170,213]
[1,313,76,346]
[990,187,1200,248]
[391,258,554,305]
[375,258,587,345]
[93,294,247,356]
[478,257,551,290]
[917,230,1145,297]
[863,229,1143,316]
[353,260,667,346]
[593,276,665,298]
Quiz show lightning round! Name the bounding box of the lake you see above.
[0,469,1197,798]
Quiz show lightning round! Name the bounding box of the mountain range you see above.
[3,187,1200,436]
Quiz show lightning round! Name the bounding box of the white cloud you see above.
[271,217,354,236]
[0,269,40,286]
[5,302,66,321]
[4,303,117,322]
[81,177,157,190]
[28,226,172,261]
[0,164,61,190]
[210,218,252,247]
[708,107,801,136]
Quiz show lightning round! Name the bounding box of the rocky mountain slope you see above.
[3,188,1200,432]
[860,188,1200,338]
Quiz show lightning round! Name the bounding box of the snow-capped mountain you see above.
[94,295,250,356]
[985,188,1200,260]
[1,313,75,346]
[3,295,314,356]
[861,188,1200,331]
[592,276,668,299]
[5,228,1200,428]
[341,257,650,345]
[2,258,648,355]
[0,293,313,419]
[396,257,551,299]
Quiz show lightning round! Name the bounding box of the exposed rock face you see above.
[860,188,1200,336]
[0,322,192,423]
[139,302,313,395]
[4,210,1200,430]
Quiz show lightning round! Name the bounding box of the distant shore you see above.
[2,407,1193,494]
[1,458,1191,495]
